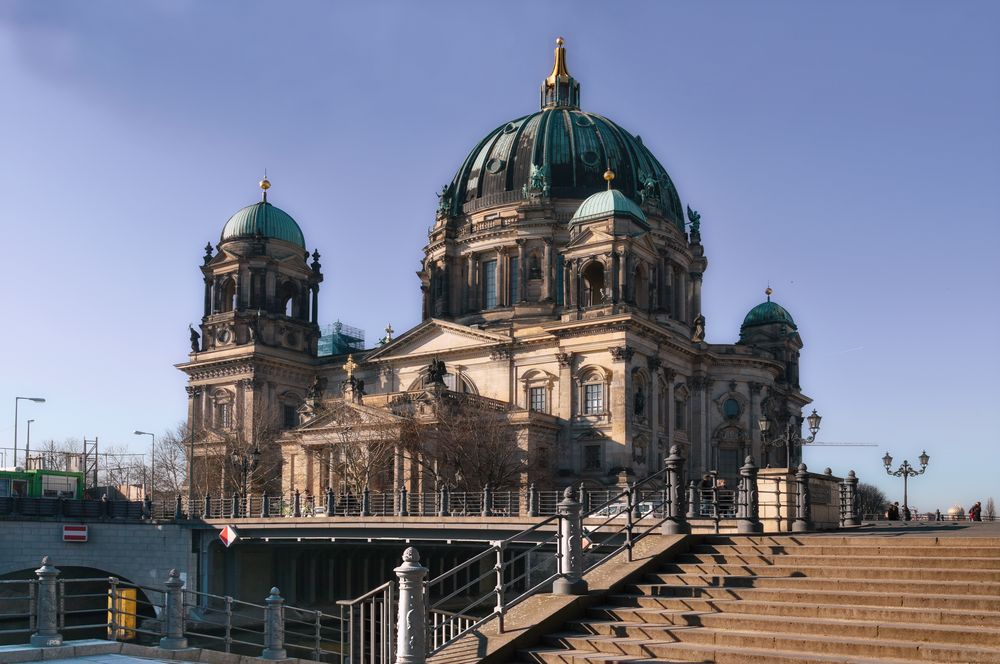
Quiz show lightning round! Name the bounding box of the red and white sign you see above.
[219,525,239,548]
[63,525,88,542]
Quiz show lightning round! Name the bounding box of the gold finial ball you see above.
[259,177,271,191]
[603,169,615,182]
[556,37,564,47]
[765,286,773,297]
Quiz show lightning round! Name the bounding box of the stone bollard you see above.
[438,485,450,517]
[174,495,183,520]
[841,470,859,527]
[793,463,812,532]
[398,486,409,517]
[686,480,698,520]
[231,492,240,518]
[553,487,588,595]
[481,484,493,517]
[737,456,763,534]
[159,569,188,649]
[293,490,302,518]
[260,491,269,518]
[362,487,372,517]
[662,445,690,535]
[30,557,63,647]
[527,483,539,517]
[395,548,428,664]
[203,494,211,519]
[325,487,335,517]
[260,587,287,660]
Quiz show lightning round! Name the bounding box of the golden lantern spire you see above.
[765,286,773,301]
[540,36,580,109]
[545,37,571,88]
[603,168,615,190]
[259,170,271,203]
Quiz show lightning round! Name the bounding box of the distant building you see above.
[177,40,812,497]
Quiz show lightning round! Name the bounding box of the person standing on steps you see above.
[969,501,982,521]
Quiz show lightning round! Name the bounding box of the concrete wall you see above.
[0,521,195,590]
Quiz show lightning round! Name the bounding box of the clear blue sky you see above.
[1,1,997,511]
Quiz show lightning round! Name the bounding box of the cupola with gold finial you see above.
[220,175,306,249]
[540,37,580,109]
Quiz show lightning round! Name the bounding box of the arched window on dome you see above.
[220,277,236,313]
[582,262,605,308]
[280,281,297,317]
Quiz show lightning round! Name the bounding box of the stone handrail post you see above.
[438,485,450,517]
[203,494,211,519]
[481,484,493,517]
[841,470,859,527]
[395,547,427,664]
[527,483,538,517]
[174,495,183,520]
[398,486,409,517]
[261,491,270,518]
[261,587,287,660]
[361,487,372,516]
[662,445,690,534]
[553,487,588,595]
[793,463,812,532]
[231,492,240,518]
[325,487,335,516]
[293,490,302,518]
[159,569,187,649]
[686,480,698,520]
[30,557,62,647]
[737,456,763,534]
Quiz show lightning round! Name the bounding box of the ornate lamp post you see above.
[232,445,261,505]
[882,450,929,521]
[13,396,45,467]
[758,409,821,467]
[133,431,155,504]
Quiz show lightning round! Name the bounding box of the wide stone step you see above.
[609,586,1000,612]
[543,628,1000,663]
[569,613,1000,648]
[679,552,1000,568]
[690,543,1000,558]
[589,598,1000,628]
[632,573,1000,596]
[700,535,1000,547]
[519,642,919,664]
[654,563,1000,581]
[514,648,702,664]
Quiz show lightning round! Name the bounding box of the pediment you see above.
[564,227,614,250]
[364,318,510,362]
[297,398,403,432]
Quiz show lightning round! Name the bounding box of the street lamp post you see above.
[882,450,929,521]
[13,397,45,468]
[25,420,34,469]
[758,409,822,468]
[133,431,155,506]
[231,446,261,508]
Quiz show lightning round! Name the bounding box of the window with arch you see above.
[577,367,609,416]
[280,281,297,317]
[211,390,234,429]
[581,261,605,307]
[634,263,649,309]
[482,260,497,309]
[220,278,236,313]
[521,370,554,414]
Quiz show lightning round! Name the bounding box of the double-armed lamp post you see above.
[883,450,929,521]
[232,446,261,504]
[758,409,822,467]
[133,431,155,504]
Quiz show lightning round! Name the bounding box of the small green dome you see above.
[221,201,305,248]
[741,299,797,330]
[570,189,647,225]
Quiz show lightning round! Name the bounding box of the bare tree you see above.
[986,497,996,521]
[855,482,888,518]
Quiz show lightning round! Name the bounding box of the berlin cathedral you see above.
[177,39,812,498]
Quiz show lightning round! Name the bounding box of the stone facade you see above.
[177,40,812,498]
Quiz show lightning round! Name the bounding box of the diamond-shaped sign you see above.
[219,525,239,548]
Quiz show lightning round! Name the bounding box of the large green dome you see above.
[741,298,797,330]
[438,40,683,228]
[221,200,305,249]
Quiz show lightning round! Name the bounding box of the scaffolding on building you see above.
[318,320,365,356]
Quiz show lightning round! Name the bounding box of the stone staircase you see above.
[515,533,1000,664]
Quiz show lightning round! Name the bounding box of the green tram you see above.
[0,468,85,499]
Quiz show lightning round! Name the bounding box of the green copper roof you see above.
[221,201,305,248]
[741,299,797,330]
[570,189,648,225]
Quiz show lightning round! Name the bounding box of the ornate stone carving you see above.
[556,352,574,367]
[185,385,202,398]
[647,356,662,371]
[609,346,635,362]
[691,314,705,342]
[522,163,550,201]
[490,346,514,361]
[663,367,677,381]
[750,382,763,394]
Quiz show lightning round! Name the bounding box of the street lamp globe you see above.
[919,450,930,467]
[806,409,822,435]
[757,415,770,434]
[882,452,893,468]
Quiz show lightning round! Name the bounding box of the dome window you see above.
[723,398,741,419]
[574,115,593,127]
[486,158,506,174]
[580,150,599,166]
[503,122,518,134]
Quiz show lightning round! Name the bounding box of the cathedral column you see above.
[677,270,687,322]
[664,266,674,316]
[203,278,212,317]
[556,352,575,468]
[690,272,702,320]
[466,255,475,312]
[496,248,506,307]
[664,369,676,444]
[542,239,552,301]
[516,240,526,303]
[617,251,628,304]
[235,267,244,311]
[311,285,319,324]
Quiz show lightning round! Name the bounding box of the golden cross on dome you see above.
[384,323,394,342]
[342,354,357,378]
